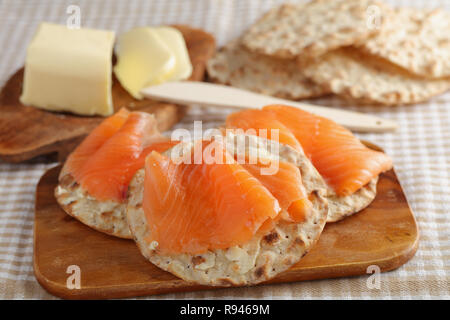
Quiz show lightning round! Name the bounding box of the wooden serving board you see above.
[0,25,215,163]
[34,163,419,299]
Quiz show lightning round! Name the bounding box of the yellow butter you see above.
[114,26,193,99]
[114,27,176,99]
[20,23,115,116]
[154,27,193,82]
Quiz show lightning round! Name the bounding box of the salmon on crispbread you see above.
[126,133,328,285]
[225,106,392,222]
[55,108,178,238]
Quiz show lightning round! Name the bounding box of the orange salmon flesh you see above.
[227,105,392,196]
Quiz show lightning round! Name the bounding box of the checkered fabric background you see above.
[0,0,448,299]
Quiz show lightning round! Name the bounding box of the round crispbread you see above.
[357,7,450,79]
[126,134,328,286]
[302,47,450,105]
[55,174,132,239]
[242,0,385,59]
[206,40,328,100]
[325,177,378,223]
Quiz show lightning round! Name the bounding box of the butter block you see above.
[154,27,193,82]
[20,23,115,116]
[114,27,176,99]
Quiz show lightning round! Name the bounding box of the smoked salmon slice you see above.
[143,140,281,254]
[62,109,174,202]
[142,137,314,254]
[61,108,130,178]
[226,105,392,196]
[242,161,311,223]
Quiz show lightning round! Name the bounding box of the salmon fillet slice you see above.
[227,105,392,196]
[62,109,174,202]
[143,140,282,254]
[242,161,311,223]
[60,108,130,178]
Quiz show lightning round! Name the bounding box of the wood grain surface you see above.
[0,25,216,163]
[34,165,419,299]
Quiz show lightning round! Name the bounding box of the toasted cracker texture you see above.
[55,175,132,239]
[207,40,328,100]
[242,0,385,59]
[326,178,378,222]
[303,47,450,105]
[358,7,450,79]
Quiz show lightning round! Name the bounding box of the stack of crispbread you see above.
[207,0,450,105]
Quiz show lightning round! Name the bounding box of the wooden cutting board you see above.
[34,162,419,299]
[0,25,215,163]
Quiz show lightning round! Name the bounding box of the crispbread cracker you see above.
[55,175,132,239]
[242,0,385,59]
[207,40,328,100]
[358,7,450,79]
[126,134,328,286]
[326,178,378,222]
[303,47,450,105]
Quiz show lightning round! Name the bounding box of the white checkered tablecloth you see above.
[0,0,448,299]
